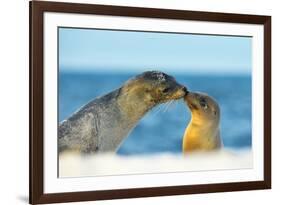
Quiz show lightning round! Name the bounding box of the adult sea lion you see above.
[182,91,222,154]
[59,71,187,154]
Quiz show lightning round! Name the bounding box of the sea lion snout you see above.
[182,86,189,95]
[184,92,203,110]
[184,91,193,102]
[176,85,188,95]
[184,94,198,110]
[169,85,188,100]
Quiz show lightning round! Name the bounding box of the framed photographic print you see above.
[29,0,271,204]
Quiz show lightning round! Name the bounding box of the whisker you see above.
[170,100,176,110]
[151,103,165,116]
[167,100,175,111]
[163,101,172,113]
[151,105,161,114]
[180,99,185,112]
[175,100,179,107]
[162,102,168,113]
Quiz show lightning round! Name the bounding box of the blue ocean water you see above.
[59,71,252,155]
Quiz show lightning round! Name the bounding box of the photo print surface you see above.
[58,27,252,177]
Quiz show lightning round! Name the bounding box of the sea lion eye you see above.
[199,98,208,110]
[162,87,171,93]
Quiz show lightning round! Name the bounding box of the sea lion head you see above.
[118,71,187,118]
[184,91,220,124]
[123,71,187,107]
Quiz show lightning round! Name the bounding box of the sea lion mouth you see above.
[158,90,186,104]
[172,87,187,100]
[184,93,199,110]
[161,86,187,101]
[189,103,198,110]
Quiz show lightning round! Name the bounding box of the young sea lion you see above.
[182,91,222,154]
[59,71,187,154]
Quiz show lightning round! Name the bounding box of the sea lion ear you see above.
[213,110,217,115]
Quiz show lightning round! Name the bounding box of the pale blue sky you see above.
[59,27,252,74]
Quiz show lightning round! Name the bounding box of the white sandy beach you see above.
[59,149,252,178]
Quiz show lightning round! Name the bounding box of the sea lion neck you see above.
[188,113,219,138]
[117,89,153,122]
[190,112,213,127]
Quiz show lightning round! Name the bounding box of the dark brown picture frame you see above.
[30,0,271,204]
